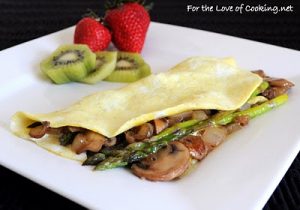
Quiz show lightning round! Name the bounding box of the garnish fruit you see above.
[104,1,151,53]
[80,51,117,84]
[74,17,111,52]
[40,44,96,84]
[104,51,151,82]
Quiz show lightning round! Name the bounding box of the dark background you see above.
[0,0,299,209]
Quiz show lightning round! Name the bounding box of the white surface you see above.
[0,22,300,210]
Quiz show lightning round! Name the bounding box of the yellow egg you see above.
[10,57,262,161]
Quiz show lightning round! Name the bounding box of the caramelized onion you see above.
[153,118,169,134]
[192,110,208,121]
[202,126,227,147]
[168,111,193,126]
[225,123,243,134]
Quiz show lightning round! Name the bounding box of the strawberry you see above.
[74,17,111,52]
[104,1,151,53]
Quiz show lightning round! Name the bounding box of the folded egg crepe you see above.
[10,57,262,161]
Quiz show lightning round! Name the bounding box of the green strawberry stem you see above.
[105,0,153,11]
[82,9,102,22]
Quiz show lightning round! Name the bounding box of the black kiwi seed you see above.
[104,51,151,83]
[117,57,138,70]
[79,51,117,84]
[53,50,84,66]
[40,44,96,84]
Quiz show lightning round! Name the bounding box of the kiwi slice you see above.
[104,52,151,83]
[80,51,117,84]
[40,44,96,84]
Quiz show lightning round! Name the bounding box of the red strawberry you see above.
[104,1,151,53]
[74,17,111,52]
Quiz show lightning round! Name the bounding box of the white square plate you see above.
[0,22,299,210]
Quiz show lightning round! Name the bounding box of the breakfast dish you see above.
[10,56,294,181]
[1,22,299,209]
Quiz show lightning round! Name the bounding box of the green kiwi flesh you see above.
[80,51,117,84]
[104,52,151,83]
[40,44,96,84]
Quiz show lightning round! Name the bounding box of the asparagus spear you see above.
[95,94,288,170]
[250,81,269,98]
[95,153,128,170]
[83,153,106,166]
[213,93,288,125]
[127,93,287,163]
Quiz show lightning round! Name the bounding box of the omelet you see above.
[10,57,262,161]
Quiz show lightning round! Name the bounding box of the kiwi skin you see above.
[140,63,151,77]
[104,52,151,83]
[80,51,117,84]
[40,44,96,84]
